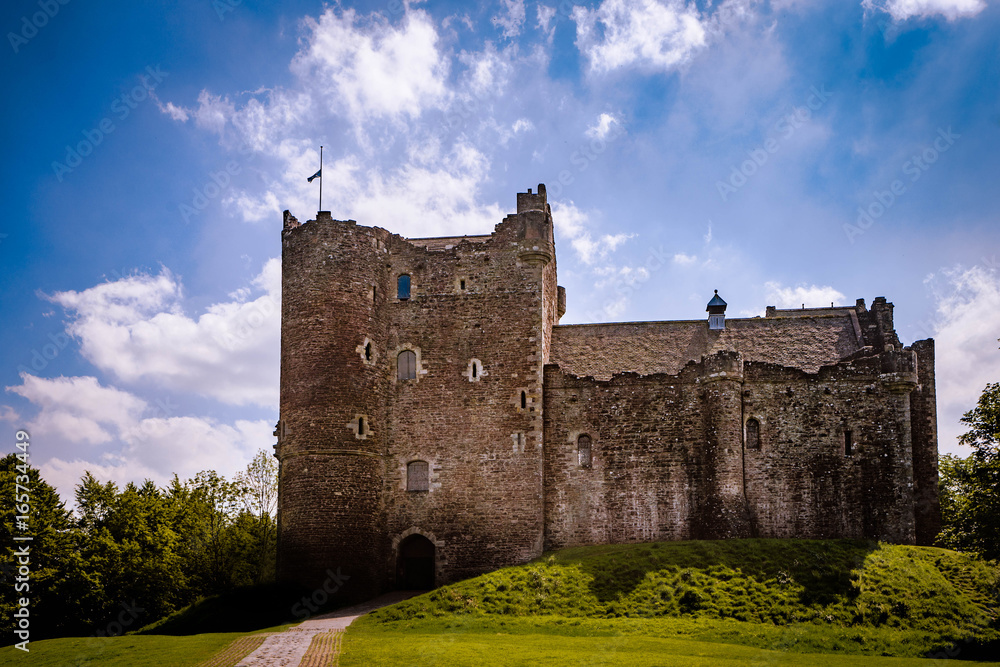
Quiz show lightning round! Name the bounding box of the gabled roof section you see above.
[550,314,864,379]
[706,291,727,309]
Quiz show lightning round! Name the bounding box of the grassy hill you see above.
[4,539,997,665]
[345,539,1000,664]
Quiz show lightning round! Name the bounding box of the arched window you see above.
[397,274,411,300]
[578,434,592,468]
[407,461,429,491]
[746,418,760,450]
[397,350,416,380]
[471,361,478,379]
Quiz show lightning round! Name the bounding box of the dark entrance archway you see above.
[397,534,435,590]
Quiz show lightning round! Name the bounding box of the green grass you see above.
[341,616,1000,666]
[8,540,998,665]
[351,539,1000,662]
[0,632,250,666]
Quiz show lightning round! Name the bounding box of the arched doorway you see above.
[397,534,435,590]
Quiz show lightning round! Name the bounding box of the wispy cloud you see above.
[764,282,847,308]
[863,0,987,22]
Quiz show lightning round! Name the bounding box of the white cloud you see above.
[585,112,622,140]
[6,375,147,445]
[38,416,272,505]
[673,252,698,265]
[5,374,274,503]
[290,7,450,123]
[924,265,1000,453]
[764,282,847,309]
[512,118,535,134]
[152,93,190,122]
[0,405,20,423]
[46,260,280,408]
[493,0,527,39]
[191,90,236,137]
[537,4,557,42]
[573,0,708,74]
[459,42,514,97]
[552,201,635,264]
[863,0,987,21]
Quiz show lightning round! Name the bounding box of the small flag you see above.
[307,169,321,183]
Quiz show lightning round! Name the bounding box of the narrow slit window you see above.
[845,430,854,456]
[357,416,365,435]
[373,285,377,303]
[407,460,429,492]
[521,391,527,409]
[578,434,592,468]
[460,279,466,290]
[397,350,416,380]
[364,342,372,361]
[746,418,760,450]
[397,274,411,300]
[471,362,477,378]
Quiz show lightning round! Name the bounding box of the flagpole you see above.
[318,145,323,213]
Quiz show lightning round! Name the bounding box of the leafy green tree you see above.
[0,453,88,639]
[938,382,1000,561]
[74,475,186,628]
[234,449,278,584]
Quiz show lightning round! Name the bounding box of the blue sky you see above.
[2,0,998,503]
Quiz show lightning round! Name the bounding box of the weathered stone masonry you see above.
[275,185,939,601]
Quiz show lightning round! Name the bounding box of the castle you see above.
[274,185,939,600]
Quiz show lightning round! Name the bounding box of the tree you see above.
[938,382,1000,561]
[74,475,187,629]
[234,449,278,584]
[0,454,87,639]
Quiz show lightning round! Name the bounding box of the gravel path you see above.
[232,591,420,667]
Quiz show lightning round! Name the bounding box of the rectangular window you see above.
[407,461,429,491]
[845,430,854,456]
[578,435,592,468]
[397,274,411,300]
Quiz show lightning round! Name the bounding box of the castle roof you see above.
[405,235,492,251]
[550,313,864,379]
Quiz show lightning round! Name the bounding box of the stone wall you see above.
[542,348,922,552]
